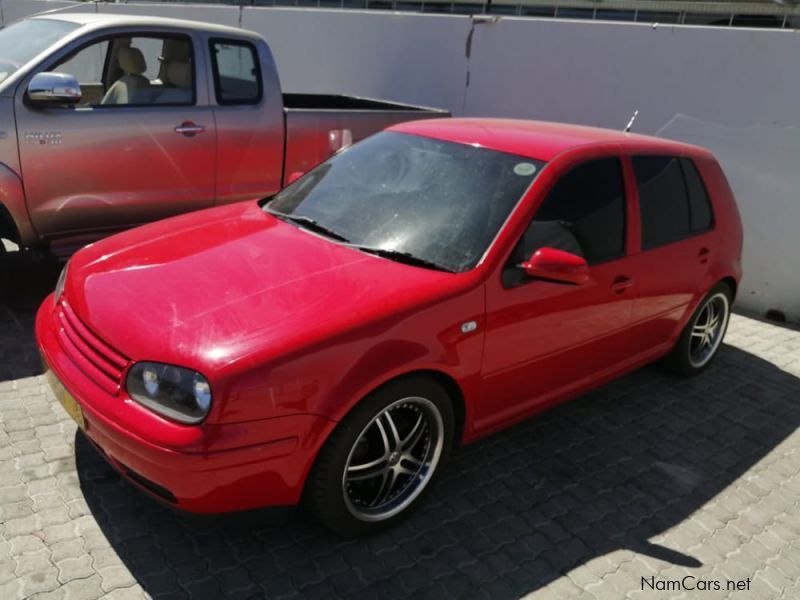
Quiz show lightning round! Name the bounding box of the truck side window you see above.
[210,39,262,105]
[52,34,194,107]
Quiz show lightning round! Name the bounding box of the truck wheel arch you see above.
[0,163,35,246]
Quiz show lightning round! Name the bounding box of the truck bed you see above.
[283,93,447,113]
[281,93,449,184]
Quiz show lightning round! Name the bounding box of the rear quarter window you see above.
[210,39,262,105]
[681,158,714,233]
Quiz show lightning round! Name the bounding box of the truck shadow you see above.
[74,344,800,599]
[0,248,61,381]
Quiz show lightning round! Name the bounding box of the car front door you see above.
[476,152,637,433]
[15,30,216,239]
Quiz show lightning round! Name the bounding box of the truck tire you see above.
[0,241,9,304]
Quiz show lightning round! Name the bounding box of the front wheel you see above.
[0,241,9,304]
[665,283,732,376]
[305,376,454,536]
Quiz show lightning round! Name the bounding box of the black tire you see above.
[664,282,733,377]
[0,241,9,305]
[305,375,455,537]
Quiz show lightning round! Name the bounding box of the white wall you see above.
[2,0,798,323]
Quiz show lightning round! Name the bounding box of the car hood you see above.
[65,201,458,371]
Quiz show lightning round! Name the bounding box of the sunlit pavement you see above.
[1,248,799,599]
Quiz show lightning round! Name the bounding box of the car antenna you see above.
[624,110,639,133]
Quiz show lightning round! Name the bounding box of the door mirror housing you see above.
[520,247,589,285]
[27,72,81,106]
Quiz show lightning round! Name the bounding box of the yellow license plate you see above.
[45,368,85,431]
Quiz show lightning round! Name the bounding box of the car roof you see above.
[391,118,712,162]
[30,12,253,39]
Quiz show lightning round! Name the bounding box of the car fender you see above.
[0,163,36,245]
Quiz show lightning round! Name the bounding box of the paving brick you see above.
[2,297,800,599]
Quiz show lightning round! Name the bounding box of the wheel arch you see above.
[300,367,469,502]
[719,276,737,301]
[0,163,36,246]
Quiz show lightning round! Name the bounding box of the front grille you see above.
[56,299,129,395]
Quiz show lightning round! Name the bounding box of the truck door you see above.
[15,31,216,239]
[207,37,285,204]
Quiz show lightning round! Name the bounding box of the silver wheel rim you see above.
[689,292,729,368]
[342,396,444,522]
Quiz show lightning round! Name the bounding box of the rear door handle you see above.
[611,275,634,293]
[174,121,206,137]
[698,247,712,264]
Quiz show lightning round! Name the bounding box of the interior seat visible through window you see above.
[504,157,626,287]
[101,46,150,105]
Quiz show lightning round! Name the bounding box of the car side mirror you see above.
[27,72,81,106]
[520,247,589,285]
[286,171,304,185]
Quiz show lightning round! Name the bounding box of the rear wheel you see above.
[306,376,454,536]
[665,283,732,376]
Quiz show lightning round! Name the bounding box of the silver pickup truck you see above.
[0,13,448,265]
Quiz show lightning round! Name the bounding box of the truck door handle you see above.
[698,247,712,264]
[174,121,205,137]
[611,276,634,294]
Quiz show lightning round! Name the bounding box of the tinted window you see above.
[508,157,626,277]
[210,40,261,104]
[634,156,713,250]
[681,158,714,232]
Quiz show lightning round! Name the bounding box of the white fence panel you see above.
[2,1,799,322]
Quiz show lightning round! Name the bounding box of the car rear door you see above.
[623,154,717,356]
[16,29,216,238]
[477,150,637,432]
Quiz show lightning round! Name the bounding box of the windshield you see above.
[266,131,544,272]
[0,19,80,84]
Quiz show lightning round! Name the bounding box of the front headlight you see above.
[126,362,212,424]
[54,262,69,305]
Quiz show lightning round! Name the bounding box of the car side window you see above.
[681,158,714,233]
[52,34,194,107]
[633,155,714,250]
[504,157,626,287]
[210,39,262,105]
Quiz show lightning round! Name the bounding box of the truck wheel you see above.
[306,376,454,536]
[0,241,9,304]
[665,282,732,377]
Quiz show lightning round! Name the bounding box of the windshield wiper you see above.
[265,208,351,243]
[348,245,454,273]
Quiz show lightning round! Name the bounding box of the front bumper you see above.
[36,294,337,513]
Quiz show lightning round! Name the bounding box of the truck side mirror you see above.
[27,72,81,106]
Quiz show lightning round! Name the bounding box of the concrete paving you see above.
[1,251,798,599]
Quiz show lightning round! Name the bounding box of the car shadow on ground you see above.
[69,343,800,599]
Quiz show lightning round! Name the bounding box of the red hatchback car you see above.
[36,119,742,535]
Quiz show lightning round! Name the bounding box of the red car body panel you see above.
[35,119,743,513]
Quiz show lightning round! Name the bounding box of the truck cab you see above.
[0,13,448,262]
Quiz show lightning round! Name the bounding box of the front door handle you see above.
[698,247,712,264]
[611,275,634,294]
[174,121,206,137]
